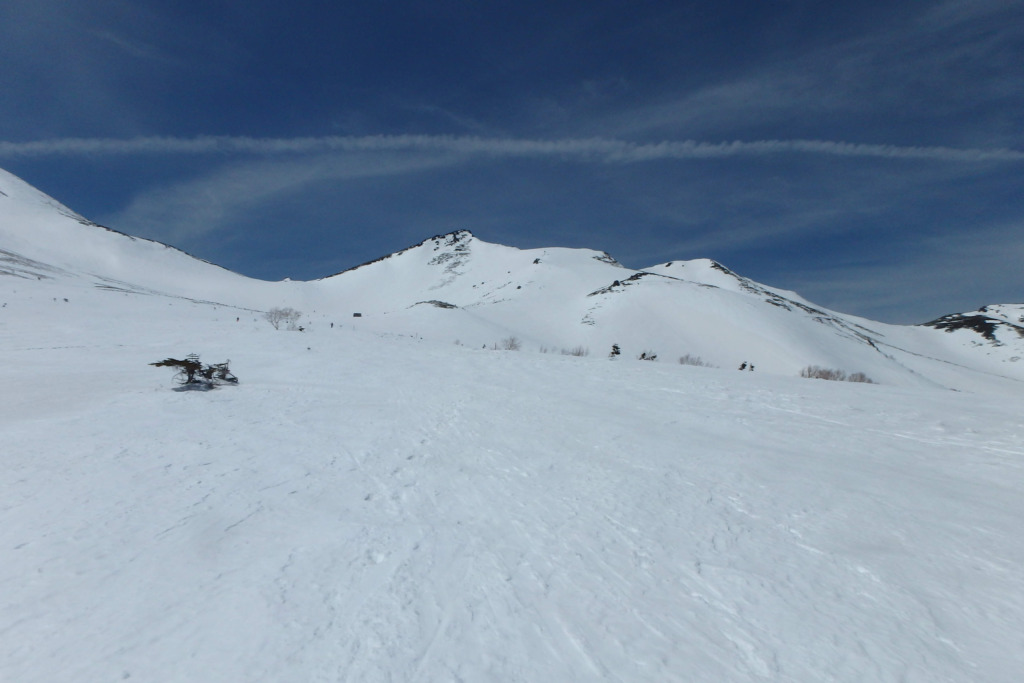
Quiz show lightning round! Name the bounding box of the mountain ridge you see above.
[1,166,1021,393]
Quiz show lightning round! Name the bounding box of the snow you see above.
[3,168,1024,681]
[4,295,1024,681]
[4,166,1023,393]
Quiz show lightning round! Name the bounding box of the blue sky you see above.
[1,0,1022,323]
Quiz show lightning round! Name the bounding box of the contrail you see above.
[1,134,1021,163]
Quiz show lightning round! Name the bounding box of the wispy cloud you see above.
[2,134,1022,164]
[594,1,1024,148]
[781,219,1024,323]
[103,151,457,245]
[87,27,183,66]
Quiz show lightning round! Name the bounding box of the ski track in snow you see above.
[2,284,1024,681]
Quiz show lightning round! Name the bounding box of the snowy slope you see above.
[3,166,1024,681]
[922,304,1024,350]
[3,166,1022,393]
[309,231,1024,393]
[2,283,1024,682]
[0,168,283,311]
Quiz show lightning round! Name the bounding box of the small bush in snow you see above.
[492,336,521,351]
[150,354,238,389]
[678,354,713,367]
[800,366,847,381]
[562,346,589,357]
[638,351,658,361]
[609,343,621,359]
[265,307,302,330]
[800,366,875,383]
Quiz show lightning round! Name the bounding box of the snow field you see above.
[3,291,1024,681]
[3,169,1024,680]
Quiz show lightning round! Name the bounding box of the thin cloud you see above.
[87,28,183,66]
[103,151,457,244]
[782,220,1024,324]
[1,134,1022,164]
[595,2,1024,148]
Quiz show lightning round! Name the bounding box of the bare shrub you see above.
[562,346,589,357]
[638,351,658,361]
[150,354,238,389]
[678,354,713,367]
[491,336,521,351]
[800,365,847,381]
[800,366,875,383]
[265,307,302,330]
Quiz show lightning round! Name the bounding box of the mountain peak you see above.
[922,304,1024,346]
[324,229,476,279]
[4,165,1024,391]
[421,229,475,252]
[443,228,474,241]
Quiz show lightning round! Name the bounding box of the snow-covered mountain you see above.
[1,165,1022,394]
[4,166,1024,681]
[923,303,1024,348]
[0,168,279,307]
[312,230,1024,391]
